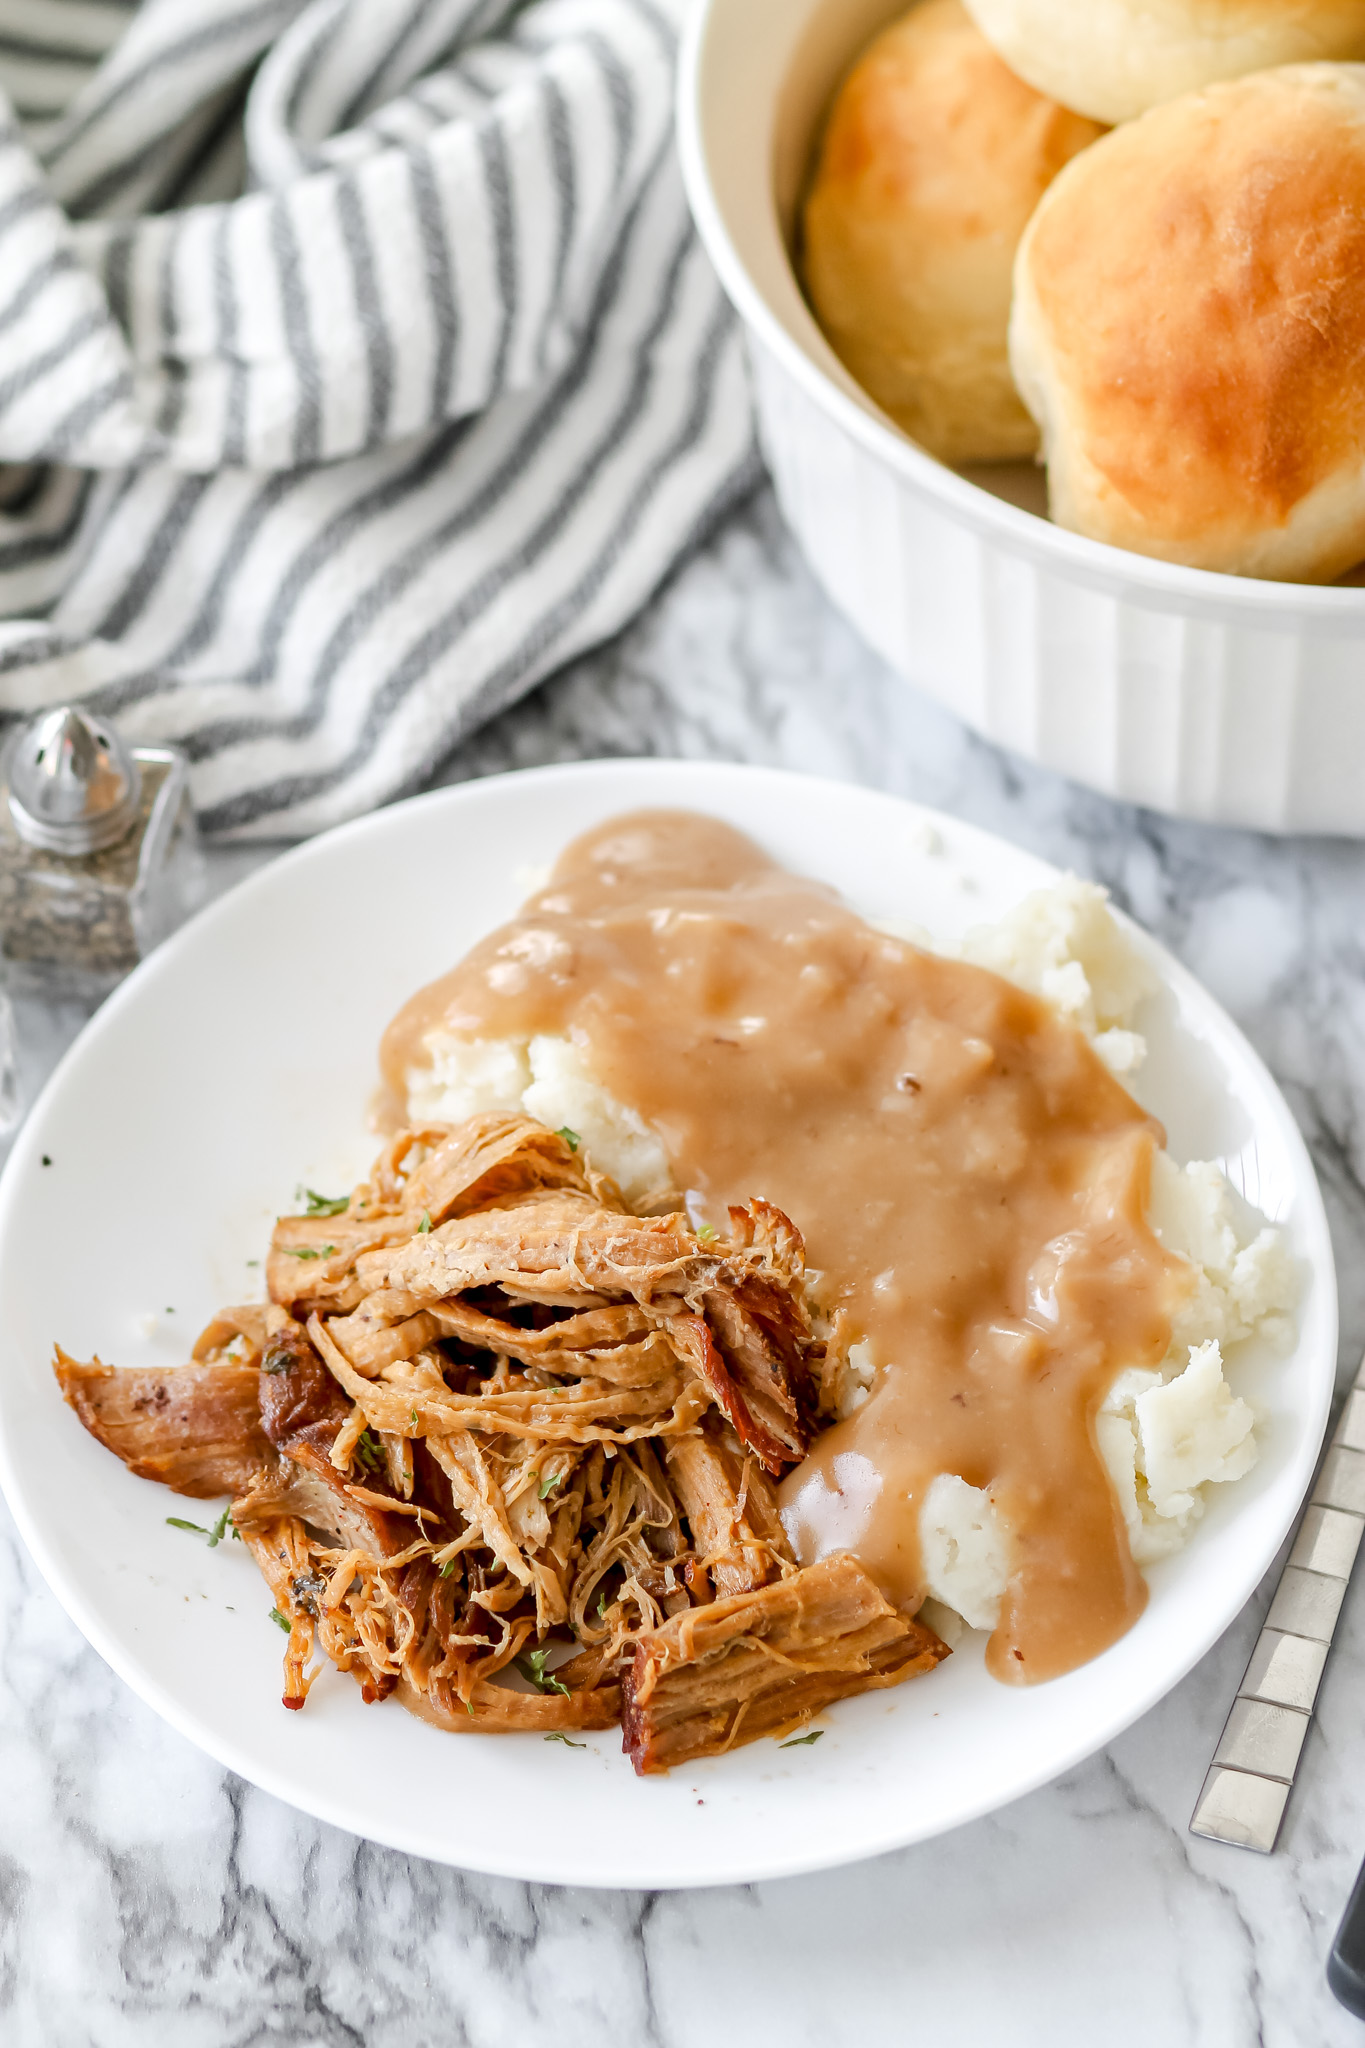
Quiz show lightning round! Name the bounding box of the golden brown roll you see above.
[1009,65,1365,582]
[963,0,1365,124]
[801,0,1104,464]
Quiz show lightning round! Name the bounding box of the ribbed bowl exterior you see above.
[751,335,1365,835]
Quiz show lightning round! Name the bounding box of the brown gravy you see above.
[381,810,1189,1683]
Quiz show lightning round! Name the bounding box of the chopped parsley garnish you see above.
[269,1607,291,1633]
[41,1154,51,1167]
[409,1407,420,1429]
[299,1187,349,1217]
[354,1428,385,1475]
[281,1244,335,1261]
[167,1508,234,1546]
[439,1557,457,1578]
[245,1258,259,1267]
[596,1588,610,1620]
[696,1223,716,1243]
[516,1648,570,1698]
[544,1733,586,1748]
[779,1729,825,1749]
[538,1470,564,1501]
[416,1210,432,1235]
[555,1127,580,1152]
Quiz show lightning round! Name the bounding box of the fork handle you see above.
[1190,1347,1365,1854]
[1329,1852,1365,2017]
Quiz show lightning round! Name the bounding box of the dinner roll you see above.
[1010,65,1365,582]
[801,0,1103,463]
[963,0,1365,123]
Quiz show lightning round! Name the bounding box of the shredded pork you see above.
[621,1553,951,1772]
[53,1114,948,1767]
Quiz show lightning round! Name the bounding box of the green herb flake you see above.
[207,1507,233,1548]
[245,1259,259,1267]
[281,1243,335,1262]
[544,1733,586,1748]
[409,1407,420,1429]
[439,1558,457,1579]
[299,1186,349,1217]
[166,1516,208,1537]
[416,1210,432,1235]
[515,1648,570,1699]
[779,1728,825,1749]
[555,1127,580,1153]
[696,1223,716,1243]
[269,1607,291,1634]
[354,1428,385,1475]
[538,1470,564,1501]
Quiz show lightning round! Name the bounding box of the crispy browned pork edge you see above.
[52,1349,276,1499]
[664,1424,787,1600]
[620,1552,950,1774]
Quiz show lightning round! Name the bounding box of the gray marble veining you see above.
[3,485,1364,2046]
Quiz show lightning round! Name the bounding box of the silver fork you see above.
[1190,1343,1365,1854]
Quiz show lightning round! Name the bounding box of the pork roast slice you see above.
[52,1350,276,1500]
[620,1553,950,1774]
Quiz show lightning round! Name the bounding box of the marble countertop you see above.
[3,486,1364,2046]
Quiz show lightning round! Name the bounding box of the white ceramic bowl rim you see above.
[676,0,1365,621]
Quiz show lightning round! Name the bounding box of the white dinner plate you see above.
[0,761,1337,1888]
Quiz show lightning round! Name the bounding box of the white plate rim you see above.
[0,758,1338,1888]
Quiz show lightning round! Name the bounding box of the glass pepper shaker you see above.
[0,705,203,998]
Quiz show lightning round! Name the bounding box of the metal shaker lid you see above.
[6,705,143,855]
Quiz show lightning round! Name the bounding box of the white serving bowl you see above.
[677,0,1365,836]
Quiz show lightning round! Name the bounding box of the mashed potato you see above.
[916,1158,1294,1626]
[919,1475,1013,1632]
[912,880,1296,1631]
[961,875,1155,1078]
[1096,1342,1258,1567]
[404,871,1298,1636]
[409,1030,670,1206]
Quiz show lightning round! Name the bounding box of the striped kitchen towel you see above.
[0,0,757,836]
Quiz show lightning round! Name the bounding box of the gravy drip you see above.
[381,811,1189,1683]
